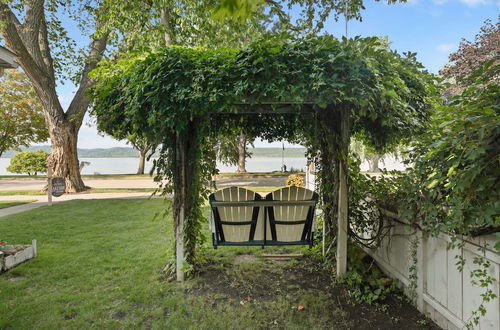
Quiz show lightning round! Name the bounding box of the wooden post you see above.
[336,161,348,276]
[336,108,350,277]
[176,136,186,282]
[47,163,53,206]
[176,206,185,282]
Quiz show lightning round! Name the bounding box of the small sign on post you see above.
[51,177,65,197]
[47,157,65,206]
[47,162,53,206]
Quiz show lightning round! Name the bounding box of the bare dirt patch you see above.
[232,254,257,265]
[188,255,439,330]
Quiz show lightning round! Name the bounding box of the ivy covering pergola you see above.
[91,35,435,281]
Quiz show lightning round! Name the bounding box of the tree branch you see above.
[23,0,45,71]
[0,2,49,88]
[160,7,172,46]
[66,31,109,124]
[37,10,55,82]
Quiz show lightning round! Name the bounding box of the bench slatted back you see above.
[266,186,318,243]
[210,187,261,243]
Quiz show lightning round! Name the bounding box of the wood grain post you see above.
[176,207,185,282]
[336,108,350,277]
[176,135,186,282]
[336,161,348,276]
[47,163,52,206]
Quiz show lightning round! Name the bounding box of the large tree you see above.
[0,0,268,192]
[216,131,254,173]
[0,0,407,192]
[126,134,157,175]
[0,1,108,191]
[0,69,48,157]
[440,17,499,94]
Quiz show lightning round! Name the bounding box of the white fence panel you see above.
[365,219,500,330]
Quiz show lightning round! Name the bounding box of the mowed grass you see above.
[0,200,34,209]
[0,199,173,328]
[0,187,276,196]
[0,188,156,196]
[0,199,327,329]
[0,199,433,329]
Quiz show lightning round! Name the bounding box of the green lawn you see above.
[217,171,302,178]
[0,190,45,196]
[0,187,278,196]
[0,200,34,209]
[0,199,432,329]
[0,188,157,196]
[0,174,151,179]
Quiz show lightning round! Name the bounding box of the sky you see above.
[53,0,498,149]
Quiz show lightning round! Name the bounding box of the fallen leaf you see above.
[380,277,393,286]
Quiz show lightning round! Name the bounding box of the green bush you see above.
[7,150,48,175]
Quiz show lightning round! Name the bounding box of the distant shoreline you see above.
[1,146,307,159]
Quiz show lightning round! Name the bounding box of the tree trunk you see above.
[236,133,247,173]
[137,149,147,174]
[0,3,108,193]
[367,155,381,172]
[47,121,86,192]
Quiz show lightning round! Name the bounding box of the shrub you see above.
[285,174,304,187]
[7,150,48,175]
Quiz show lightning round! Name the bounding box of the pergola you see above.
[91,35,434,281]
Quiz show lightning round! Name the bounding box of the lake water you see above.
[0,155,405,175]
[0,157,308,175]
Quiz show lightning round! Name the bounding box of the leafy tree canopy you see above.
[0,70,48,157]
[440,17,499,87]
[213,0,409,32]
[7,150,48,175]
[91,35,437,152]
[407,62,499,238]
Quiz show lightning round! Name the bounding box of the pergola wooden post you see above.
[175,136,186,282]
[174,104,350,281]
[336,109,350,277]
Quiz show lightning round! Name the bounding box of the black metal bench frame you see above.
[209,197,318,248]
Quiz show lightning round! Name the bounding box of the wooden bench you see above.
[209,186,318,248]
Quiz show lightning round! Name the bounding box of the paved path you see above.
[0,177,157,190]
[0,176,286,191]
[0,192,152,218]
[0,175,287,218]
